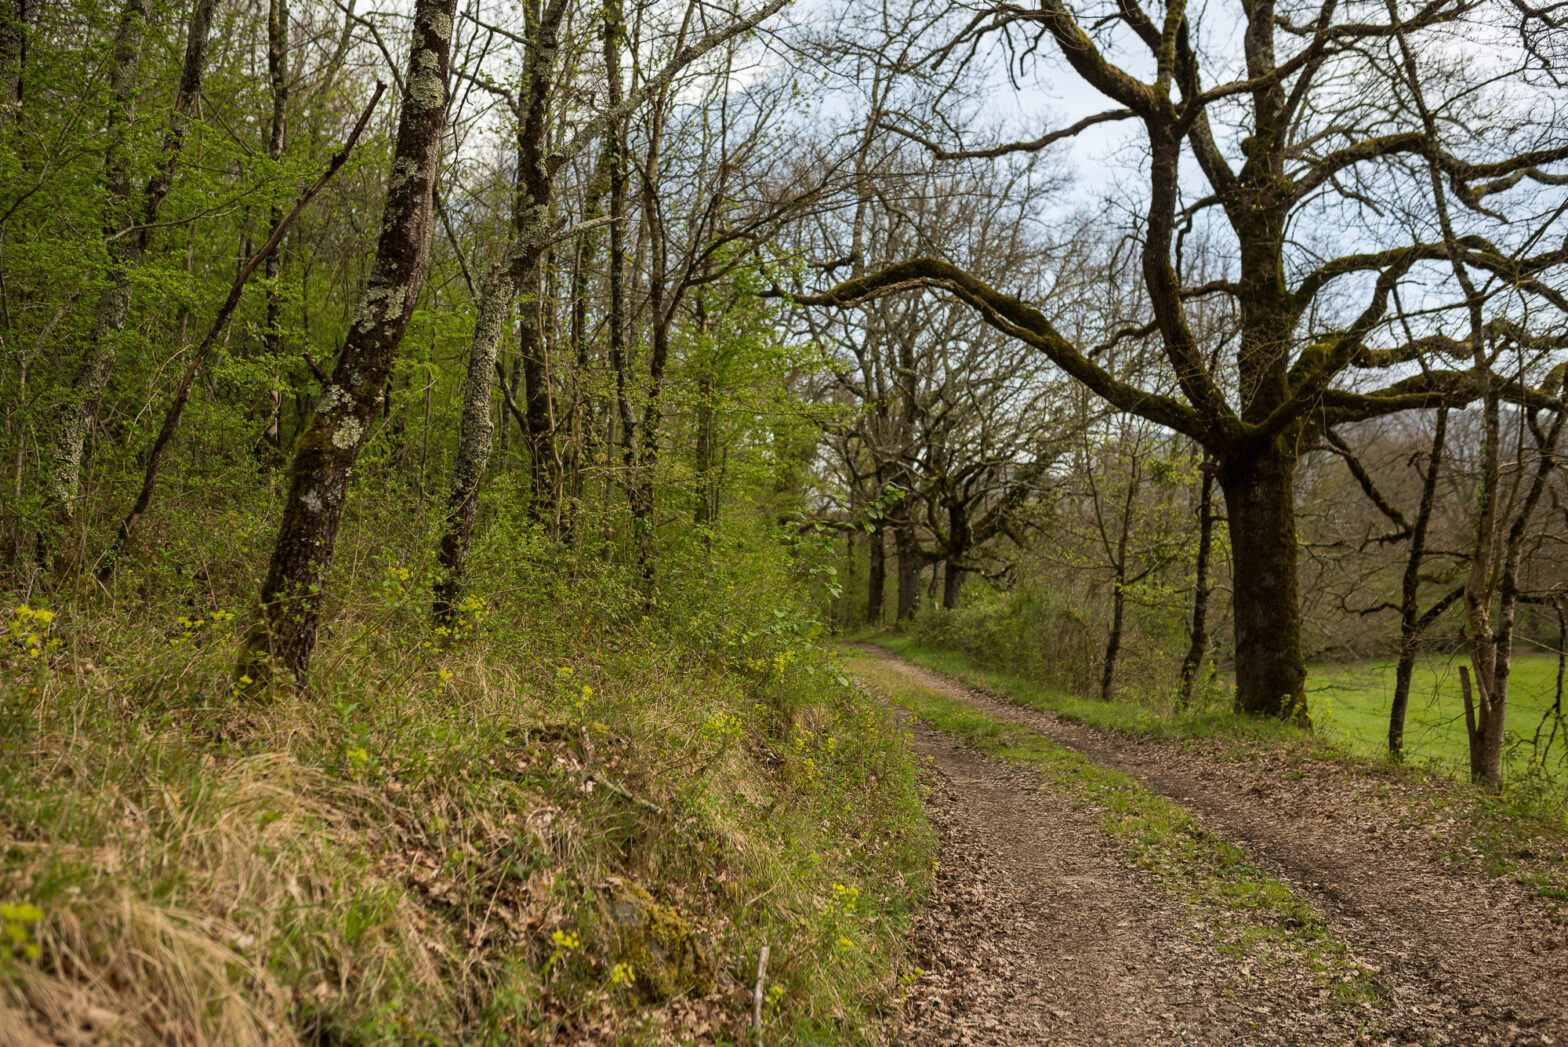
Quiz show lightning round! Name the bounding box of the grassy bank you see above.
[0,573,934,1045]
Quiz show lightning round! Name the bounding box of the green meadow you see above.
[1308,654,1566,778]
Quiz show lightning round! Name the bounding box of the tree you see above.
[239,0,461,686]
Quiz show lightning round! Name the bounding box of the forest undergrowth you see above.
[0,508,934,1046]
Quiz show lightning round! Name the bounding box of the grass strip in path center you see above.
[843,650,1388,1016]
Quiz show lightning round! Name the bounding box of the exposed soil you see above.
[857,647,1568,1047]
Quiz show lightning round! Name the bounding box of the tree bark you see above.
[519,271,558,528]
[1389,408,1449,757]
[866,519,885,625]
[1218,446,1309,724]
[0,0,27,124]
[694,367,716,528]
[434,265,514,621]
[1099,468,1138,702]
[940,498,967,610]
[894,520,920,622]
[1178,465,1214,707]
[240,0,457,687]
[261,0,289,458]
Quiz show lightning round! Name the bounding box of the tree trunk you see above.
[519,273,558,528]
[261,0,289,460]
[99,86,382,580]
[1390,408,1448,758]
[1177,465,1214,707]
[894,521,920,622]
[240,0,457,687]
[0,0,27,124]
[1100,567,1126,702]
[866,520,885,625]
[1218,445,1309,725]
[38,0,147,564]
[434,266,514,621]
[940,499,967,610]
[694,368,716,527]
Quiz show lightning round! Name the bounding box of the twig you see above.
[752,944,770,1038]
[301,351,330,383]
[584,770,665,816]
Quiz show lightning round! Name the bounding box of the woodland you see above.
[0,0,1565,1041]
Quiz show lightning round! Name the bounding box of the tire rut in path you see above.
[895,719,1377,1046]
[866,646,1568,1047]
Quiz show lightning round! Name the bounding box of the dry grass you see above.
[0,564,934,1046]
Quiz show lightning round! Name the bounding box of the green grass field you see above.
[1308,654,1566,778]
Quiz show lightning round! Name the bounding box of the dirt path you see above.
[856,647,1568,1047]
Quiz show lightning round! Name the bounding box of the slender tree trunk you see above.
[630,90,673,588]
[240,0,457,687]
[602,0,634,565]
[565,151,608,539]
[1390,408,1449,757]
[519,272,557,528]
[434,266,514,620]
[0,0,27,124]
[866,519,885,625]
[1218,444,1309,725]
[1178,464,1214,707]
[1469,407,1565,783]
[99,88,381,579]
[1099,474,1137,701]
[261,0,290,459]
[694,368,716,527]
[38,0,147,564]
[432,0,566,603]
[1100,570,1126,702]
[41,0,218,568]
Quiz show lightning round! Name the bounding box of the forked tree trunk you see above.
[240,0,457,687]
[1218,445,1309,725]
[1463,404,1565,784]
